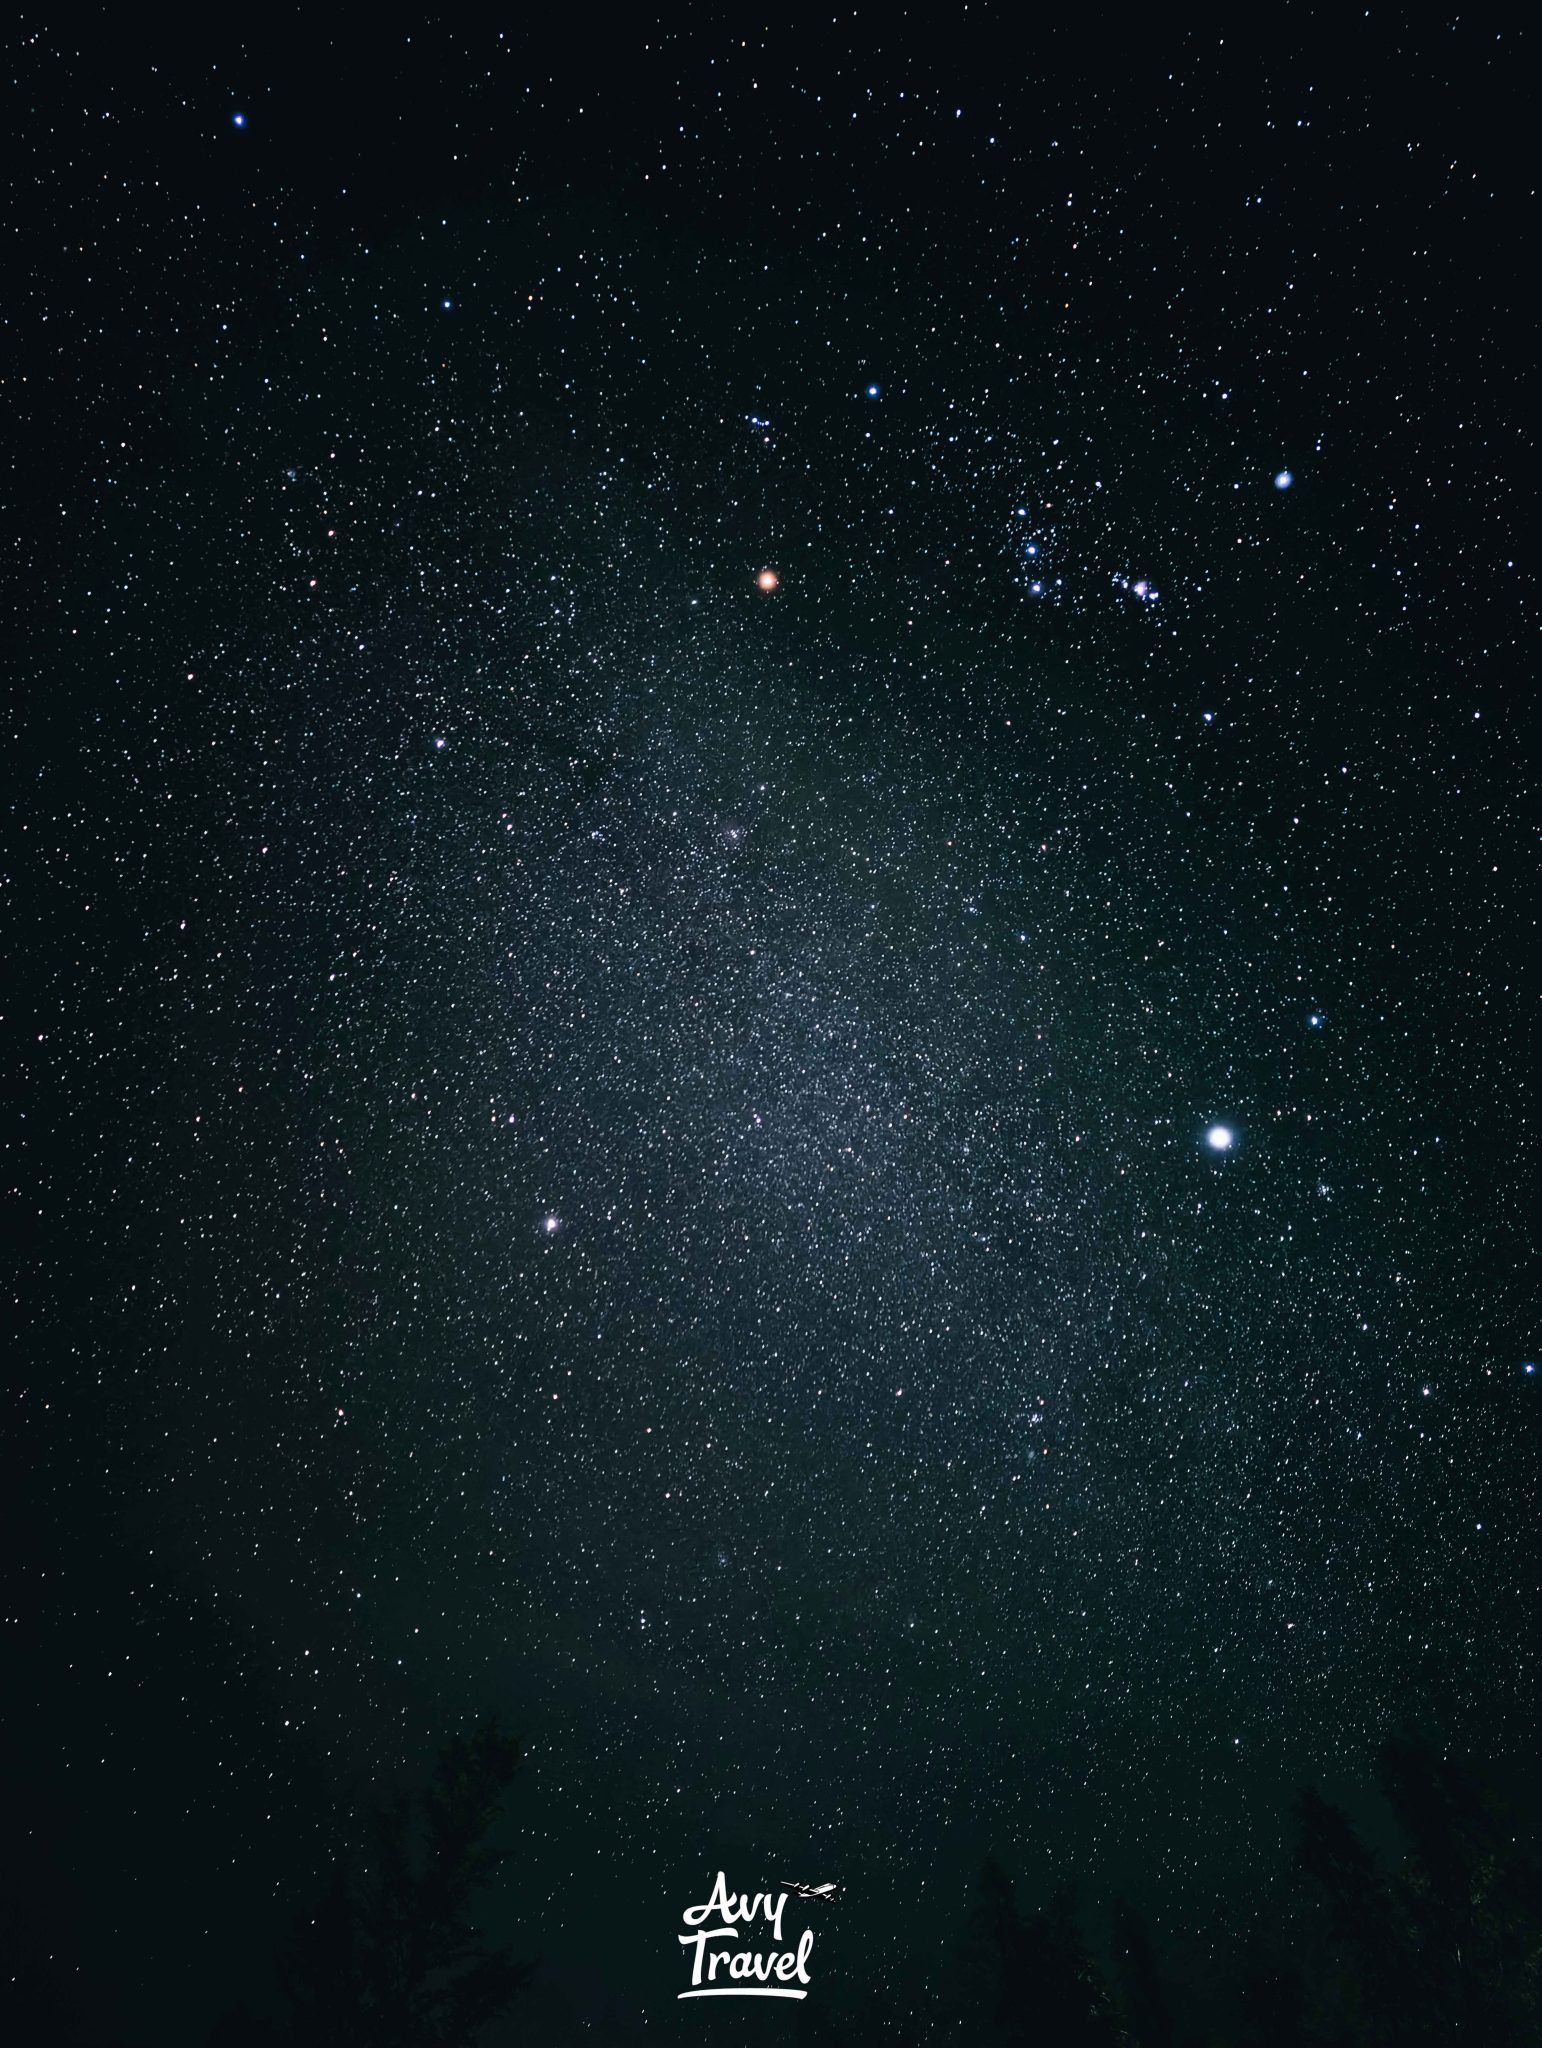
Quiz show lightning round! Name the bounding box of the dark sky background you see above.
[8,9,1538,2042]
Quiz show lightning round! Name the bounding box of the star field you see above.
[9,15,1537,2042]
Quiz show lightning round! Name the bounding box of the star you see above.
[1205,1125,1235,1151]
[1274,469,1294,489]
[756,568,779,592]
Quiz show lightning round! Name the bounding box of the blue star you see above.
[866,383,881,398]
[1274,469,1294,490]
[1308,1012,1324,1028]
[232,111,246,128]
[1205,1125,1235,1152]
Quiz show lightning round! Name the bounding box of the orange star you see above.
[755,567,780,592]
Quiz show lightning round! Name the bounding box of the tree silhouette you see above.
[957,1856,1124,2045]
[1111,1896,1173,2048]
[1024,1885,1125,2047]
[283,1718,532,2048]
[1376,1732,1542,2046]
[46,1718,1541,2046]
[1287,1735,1542,2046]
[928,1734,1539,2046]
[1233,1918,1307,2048]
[1291,1782,1413,2044]
[954,1853,1033,2044]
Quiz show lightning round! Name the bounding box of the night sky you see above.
[9,12,1538,2043]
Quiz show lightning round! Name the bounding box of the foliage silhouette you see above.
[1111,1896,1173,2048]
[925,1732,1539,2048]
[956,1855,1124,2045]
[1282,1735,1541,2046]
[281,1718,532,2048]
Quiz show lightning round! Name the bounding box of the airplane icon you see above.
[780,1880,841,1902]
